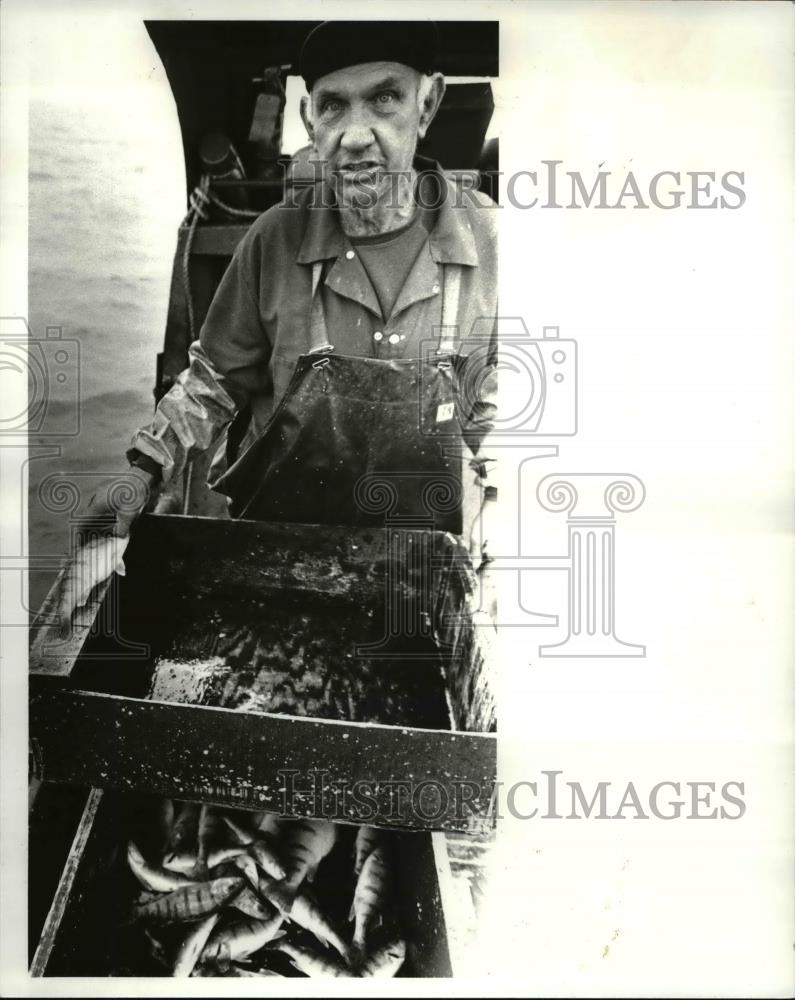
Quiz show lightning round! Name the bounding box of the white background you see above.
[1,1,793,996]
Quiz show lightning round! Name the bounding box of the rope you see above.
[182,175,211,342]
[206,190,261,219]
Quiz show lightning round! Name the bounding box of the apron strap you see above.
[309,260,333,353]
[437,263,462,354]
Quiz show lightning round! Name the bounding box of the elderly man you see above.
[75,21,497,601]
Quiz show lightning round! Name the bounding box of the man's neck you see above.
[338,168,418,238]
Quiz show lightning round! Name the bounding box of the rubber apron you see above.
[214,262,470,534]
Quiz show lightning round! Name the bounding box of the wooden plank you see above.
[30,687,496,834]
[395,830,454,976]
[29,788,104,976]
[432,831,467,975]
[29,568,113,681]
[187,223,249,256]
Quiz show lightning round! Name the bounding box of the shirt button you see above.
[388,333,400,345]
[373,331,383,342]
[345,250,355,260]
[432,283,440,294]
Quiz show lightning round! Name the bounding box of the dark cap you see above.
[300,20,438,91]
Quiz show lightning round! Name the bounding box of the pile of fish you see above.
[123,799,406,978]
[147,607,449,728]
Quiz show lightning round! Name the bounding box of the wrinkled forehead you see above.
[311,61,421,102]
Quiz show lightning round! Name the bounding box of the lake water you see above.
[28,96,184,612]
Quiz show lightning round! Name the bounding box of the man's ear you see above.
[300,95,315,141]
[417,73,446,141]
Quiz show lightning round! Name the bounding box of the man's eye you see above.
[321,100,342,115]
[375,92,396,106]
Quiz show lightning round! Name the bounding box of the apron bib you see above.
[213,261,470,534]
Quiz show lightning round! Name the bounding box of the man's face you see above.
[308,61,425,209]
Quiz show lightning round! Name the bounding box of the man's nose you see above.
[339,110,376,153]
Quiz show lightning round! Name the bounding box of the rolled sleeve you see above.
[128,230,271,485]
[128,341,240,485]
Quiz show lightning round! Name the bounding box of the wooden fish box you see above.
[30,514,496,835]
[29,787,461,978]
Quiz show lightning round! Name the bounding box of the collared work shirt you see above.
[130,160,498,489]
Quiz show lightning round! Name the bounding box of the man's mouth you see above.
[337,161,383,178]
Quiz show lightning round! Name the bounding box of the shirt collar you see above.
[295,155,479,267]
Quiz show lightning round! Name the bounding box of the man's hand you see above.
[55,466,159,635]
[468,485,498,626]
[468,485,497,569]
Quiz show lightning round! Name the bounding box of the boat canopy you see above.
[145,19,498,202]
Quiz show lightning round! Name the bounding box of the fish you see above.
[126,841,199,893]
[200,913,285,964]
[169,801,200,852]
[135,888,164,907]
[231,883,275,921]
[221,812,255,845]
[161,850,198,874]
[279,818,336,886]
[275,940,348,978]
[56,533,129,636]
[261,880,350,961]
[254,812,281,837]
[189,803,223,876]
[217,964,286,977]
[164,845,246,874]
[172,913,220,977]
[358,937,406,978]
[350,845,390,950]
[247,836,287,880]
[353,825,382,876]
[129,876,243,924]
[228,852,259,888]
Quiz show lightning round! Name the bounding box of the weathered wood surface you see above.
[29,568,114,681]
[30,687,497,834]
[395,830,454,977]
[29,514,475,677]
[124,513,472,605]
[29,788,104,977]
